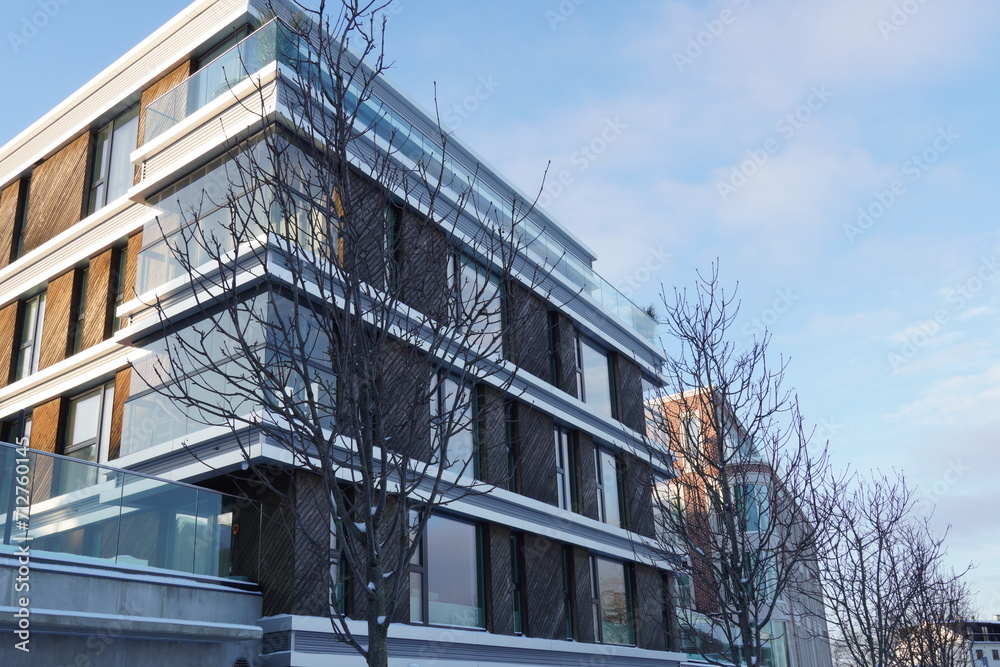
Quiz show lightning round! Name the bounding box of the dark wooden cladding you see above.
[137,60,192,151]
[0,180,23,268]
[81,249,115,350]
[39,269,78,370]
[109,367,130,460]
[523,533,564,639]
[123,231,143,302]
[22,133,89,255]
[0,302,18,387]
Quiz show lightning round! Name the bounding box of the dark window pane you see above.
[426,516,482,628]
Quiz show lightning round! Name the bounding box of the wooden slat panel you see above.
[0,180,23,269]
[30,397,62,454]
[39,269,78,370]
[0,302,18,388]
[81,249,114,350]
[109,367,130,461]
[137,60,192,150]
[29,396,63,502]
[123,231,143,302]
[22,133,89,254]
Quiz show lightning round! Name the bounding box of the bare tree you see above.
[820,472,973,667]
[129,2,551,665]
[644,265,837,667]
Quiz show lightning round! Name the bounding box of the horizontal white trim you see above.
[0,339,130,420]
[0,200,153,309]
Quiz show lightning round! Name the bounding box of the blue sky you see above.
[2,0,999,613]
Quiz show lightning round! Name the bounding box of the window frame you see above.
[590,555,636,645]
[15,291,46,381]
[554,425,578,512]
[448,254,507,353]
[595,446,627,529]
[72,266,90,354]
[577,333,619,419]
[408,512,485,629]
[430,372,480,479]
[505,401,520,493]
[87,104,140,215]
[561,545,576,640]
[510,532,528,635]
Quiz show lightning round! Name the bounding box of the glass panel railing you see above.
[144,20,284,143]
[0,440,259,581]
[142,17,657,343]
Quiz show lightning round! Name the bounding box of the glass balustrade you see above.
[0,441,259,581]
[140,18,658,344]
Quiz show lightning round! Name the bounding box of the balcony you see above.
[0,440,259,581]
[141,19,658,345]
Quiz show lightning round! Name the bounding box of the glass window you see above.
[596,448,625,529]
[562,545,575,639]
[579,337,616,418]
[761,621,790,667]
[384,203,402,291]
[111,246,128,332]
[735,483,770,532]
[88,105,139,215]
[554,426,577,512]
[511,533,527,634]
[450,255,505,352]
[505,402,519,492]
[61,382,114,493]
[673,571,694,610]
[15,292,46,381]
[409,515,483,628]
[72,267,89,354]
[431,375,477,478]
[652,477,684,546]
[10,176,29,262]
[591,556,635,645]
[547,311,561,386]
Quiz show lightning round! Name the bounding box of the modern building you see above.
[897,617,1000,667]
[0,1,694,665]
[648,388,834,667]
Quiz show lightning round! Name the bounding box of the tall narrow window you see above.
[591,556,635,645]
[111,245,128,332]
[431,374,478,478]
[510,533,527,634]
[60,382,114,493]
[450,255,505,352]
[409,514,484,628]
[735,483,770,532]
[384,202,402,291]
[10,176,29,262]
[595,448,626,529]
[15,292,46,381]
[88,104,139,215]
[578,336,617,419]
[562,545,576,639]
[554,426,577,512]
[505,401,520,493]
[72,267,89,354]
[547,311,561,386]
